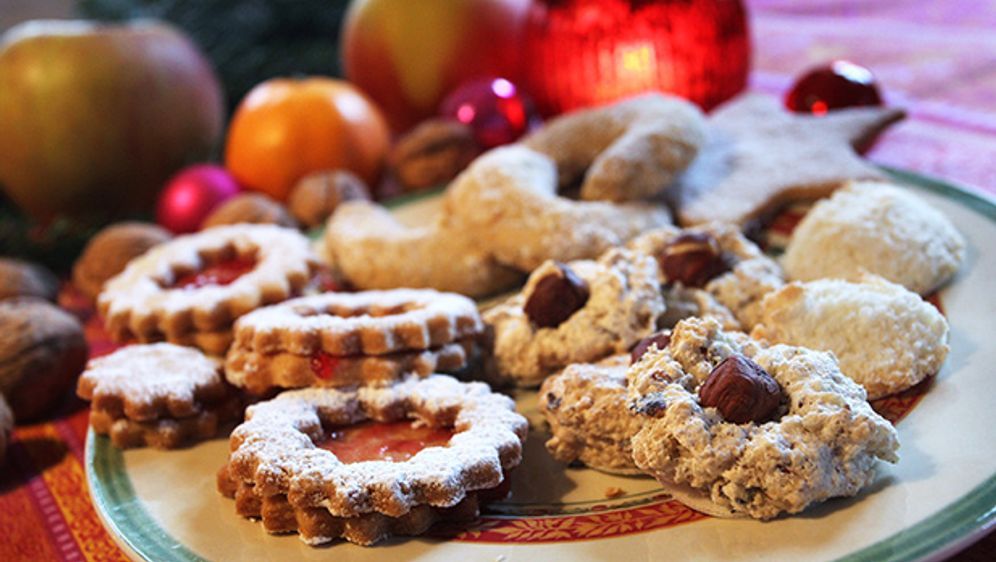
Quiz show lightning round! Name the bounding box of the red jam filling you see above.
[316,420,456,463]
[171,257,256,289]
[309,351,342,381]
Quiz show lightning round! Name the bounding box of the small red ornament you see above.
[156,164,241,234]
[786,60,882,116]
[522,0,750,116]
[439,77,539,148]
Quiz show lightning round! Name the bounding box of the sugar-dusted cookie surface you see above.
[523,92,706,202]
[672,94,905,227]
[539,355,644,475]
[782,180,965,294]
[628,317,899,520]
[485,248,664,387]
[751,275,949,399]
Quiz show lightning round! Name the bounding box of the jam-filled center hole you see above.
[315,419,456,463]
[169,251,258,290]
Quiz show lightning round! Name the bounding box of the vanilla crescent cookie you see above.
[484,248,664,387]
[628,222,784,329]
[99,224,320,354]
[442,145,672,272]
[627,317,899,520]
[750,275,950,399]
[77,343,241,449]
[523,93,706,202]
[540,355,644,475]
[217,375,527,546]
[225,289,484,396]
[324,200,523,298]
[783,180,965,294]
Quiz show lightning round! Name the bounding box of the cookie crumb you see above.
[604,486,625,499]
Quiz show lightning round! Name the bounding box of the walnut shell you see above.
[390,119,480,191]
[202,193,298,229]
[288,170,371,228]
[0,258,59,302]
[0,298,89,422]
[73,222,172,300]
[0,393,12,466]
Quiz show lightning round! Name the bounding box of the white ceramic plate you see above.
[86,169,996,562]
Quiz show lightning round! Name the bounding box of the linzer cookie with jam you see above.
[224,289,484,396]
[77,343,242,449]
[98,224,321,354]
[216,375,527,546]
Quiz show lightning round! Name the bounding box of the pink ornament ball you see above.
[440,77,539,149]
[156,164,241,233]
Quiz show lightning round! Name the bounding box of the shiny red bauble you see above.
[786,60,883,115]
[522,0,750,116]
[439,77,540,148]
[155,164,241,234]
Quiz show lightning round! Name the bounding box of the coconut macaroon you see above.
[750,275,949,399]
[782,180,965,294]
[539,355,644,475]
[627,317,899,520]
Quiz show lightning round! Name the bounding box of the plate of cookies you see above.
[82,93,996,561]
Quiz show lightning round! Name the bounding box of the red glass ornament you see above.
[522,0,750,116]
[155,164,241,234]
[786,60,882,116]
[439,77,540,148]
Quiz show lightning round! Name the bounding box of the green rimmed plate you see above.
[86,168,996,561]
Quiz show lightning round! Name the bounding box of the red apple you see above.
[0,20,224,222]
[342,0,529,132]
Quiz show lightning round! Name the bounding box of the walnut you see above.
[288,170,370,228]
[202,193,298,229]
[0,258,58,302]
[73,222,172,300]
[390,119,480,191]
[0,298,88,422]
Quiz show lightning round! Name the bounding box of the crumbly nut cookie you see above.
[220,375,528,546]
[77,343,242,449]
[324,201,523,298]
[524,93,705,202]
[98,224,319,353]
[72,222,172,300]
[540,355,644,474]
[442,145,672,272]
[782,180,966,294]
[484,248,664,387]
[627,317,900,520]
[628,223,784,329]
[750,276,949,399]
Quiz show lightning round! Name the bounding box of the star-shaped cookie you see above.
[672,94,905,227]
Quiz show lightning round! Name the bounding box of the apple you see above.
[0,20,224,222]
[342,0,530,132]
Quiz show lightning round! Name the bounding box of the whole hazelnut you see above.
[699,355,783,424]
[202,193,298,229]
[73,222,172,300]
[0,299,89,421]
[288,170,371,228]
[390,118,480,191]
[660,232,730,288]
[0,258,59,302]
[524,262,590,328]
[630,330,672,364]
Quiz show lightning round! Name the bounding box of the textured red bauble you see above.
[786,60,883,115]
[521,0,750,116]
[156,164,241,234]
[439,77,540,148]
